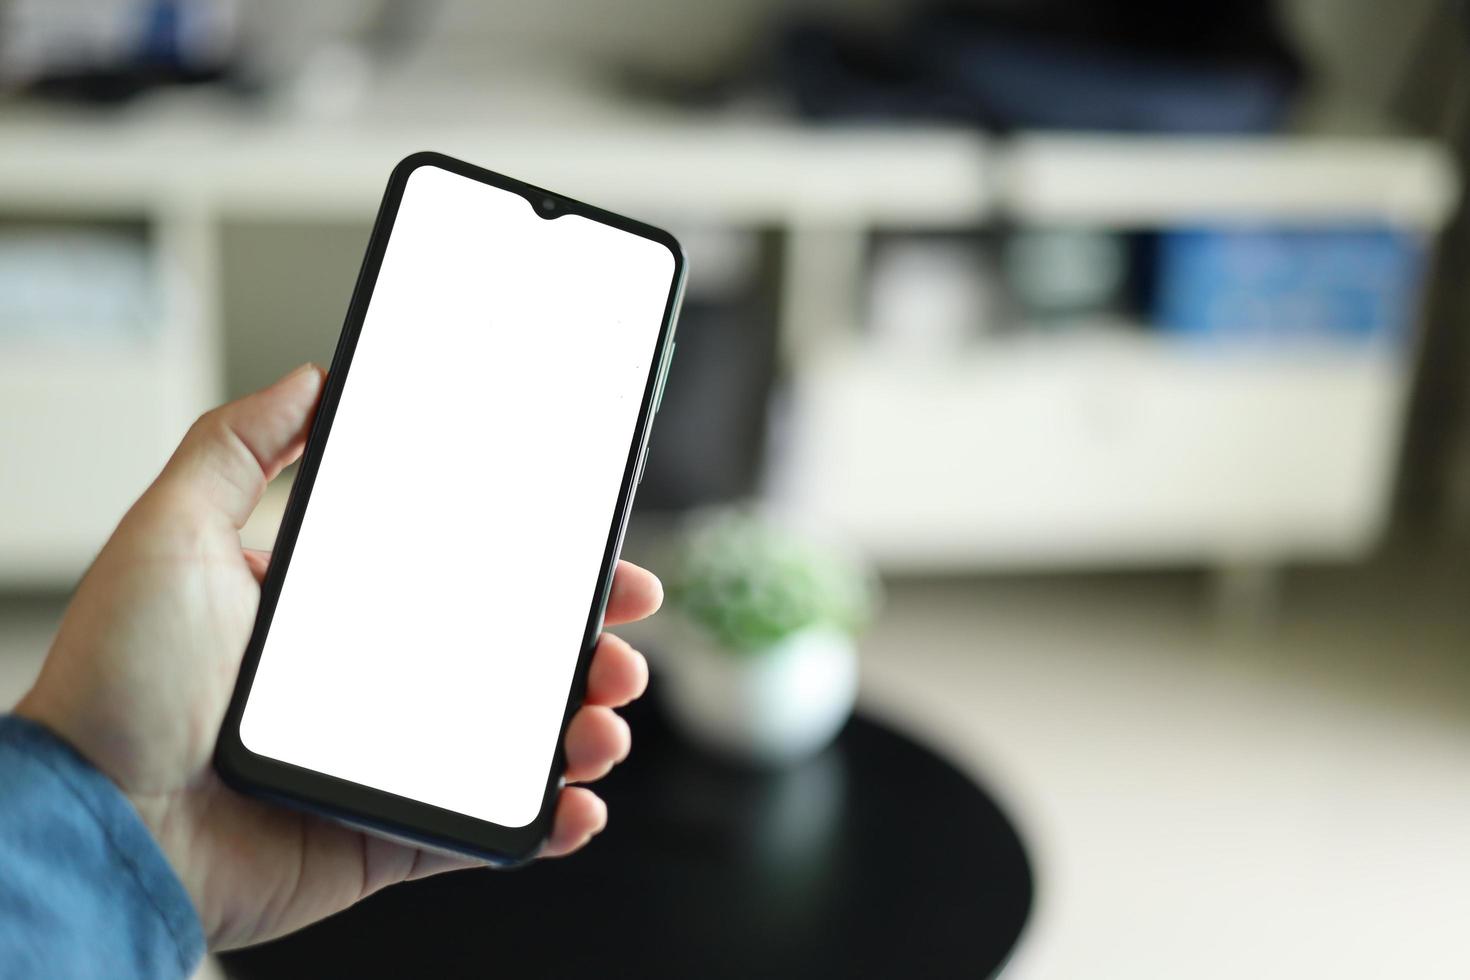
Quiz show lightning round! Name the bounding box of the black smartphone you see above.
[215,151,685,865]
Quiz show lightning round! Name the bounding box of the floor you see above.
[855,557,1470,979]
[2,550,1467,978]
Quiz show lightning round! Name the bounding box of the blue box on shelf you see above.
[1153,225,1425,350]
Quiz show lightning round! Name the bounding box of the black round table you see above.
[221,689,1032,979]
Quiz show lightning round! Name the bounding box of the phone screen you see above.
[237,163,676,829]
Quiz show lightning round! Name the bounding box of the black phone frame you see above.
[215,151,686,866]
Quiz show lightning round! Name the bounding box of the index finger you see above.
[604,560,663,626]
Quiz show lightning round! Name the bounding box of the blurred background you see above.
[2,0,1470,976]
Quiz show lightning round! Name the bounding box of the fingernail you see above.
[277,362,321,393]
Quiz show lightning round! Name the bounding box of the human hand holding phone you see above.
[15,363,658,949]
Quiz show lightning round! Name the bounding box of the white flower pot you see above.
[659,625,859,766]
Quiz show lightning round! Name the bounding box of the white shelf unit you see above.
[777,135,1457,571]
[0,109,991,586]
[0,113,993,224]
[999,134,1455,227]
[780,335,1404,571]
[0,110,1456,581]
[0,197,220,586]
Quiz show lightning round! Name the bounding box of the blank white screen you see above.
[239,162,674,828]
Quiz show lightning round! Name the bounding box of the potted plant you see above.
[660,509,877,766]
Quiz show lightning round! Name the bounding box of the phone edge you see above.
[213,150,687,865]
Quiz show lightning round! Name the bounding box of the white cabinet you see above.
[779,338,1404,568]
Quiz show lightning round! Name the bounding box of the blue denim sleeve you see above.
[0,714,205,979]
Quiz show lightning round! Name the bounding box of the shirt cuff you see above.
[0,714,206,979]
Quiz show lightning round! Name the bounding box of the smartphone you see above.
[215,152,685,865]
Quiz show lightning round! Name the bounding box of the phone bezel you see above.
[214,151,686,865]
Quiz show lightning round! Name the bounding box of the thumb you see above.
[153,363,325,528]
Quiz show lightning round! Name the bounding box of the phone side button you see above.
[634,447,649,485]
[653,342,676,415]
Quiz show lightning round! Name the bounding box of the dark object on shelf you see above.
[635,294,778,511]
[19,64,230,104]
[775,0,1302,132]
[220,689,1034,980]
[2,0,239,104]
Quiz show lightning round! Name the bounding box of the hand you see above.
[15,364,660,950]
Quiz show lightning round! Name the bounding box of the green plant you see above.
[668,510,876,654]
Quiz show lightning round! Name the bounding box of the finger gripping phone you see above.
[215,152,685,865]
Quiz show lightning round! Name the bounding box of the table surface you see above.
[221,690,1033,979]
